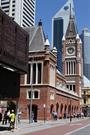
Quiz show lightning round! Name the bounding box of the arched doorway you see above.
[64,104,67,118]
[50,104,54,119]
[32,104,38,122]
[50,104,54,114]
[60,104,63,118]
[56,103,59,113]
[68,104,71,117]
[28,104,38,122]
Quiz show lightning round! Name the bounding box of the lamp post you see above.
[29,58,34,123]
[43,104,46,123]
[29,86,33,123]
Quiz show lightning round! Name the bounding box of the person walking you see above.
[9,110,16,131]
[2,110,7,125]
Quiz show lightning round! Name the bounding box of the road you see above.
[24,119,90,135]
[67,124,90,135]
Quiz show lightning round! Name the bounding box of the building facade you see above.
[0,0,36,27]
[80,28,90,80]
[19,21,82,121]
[62,9,83,114]
[62,12,83,96]
[81,76,90,116]
[0,9,29,112]
[52,0,75,73]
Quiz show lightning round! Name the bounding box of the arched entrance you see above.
[56,103,59,113]
[32,104,38,122]
[28,104,38,122]
[60,104,63,118]
[50,104,54,114]
[50,104,54,119]
[64,104,67,118]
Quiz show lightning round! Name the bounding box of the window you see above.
[27,64,31,84]
[84,98,86,104]
[66,61,76,75]
[66,84,76,91]
[26,62,42,84]
[27,90,40,99]
[38,63,42,83]
[70,85,72,90]
[73,85,75,92]
[66,85,69,89]
[28,90,31,98]
[84,91,86,95]
[34,91,38,98]
[33,63,36,84]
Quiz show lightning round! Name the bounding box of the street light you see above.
[29,57,34,123]
[43,104,46,123]
[29,85,33,123]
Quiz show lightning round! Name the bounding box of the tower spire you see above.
[70,3,72,19]
[65,3,77,37]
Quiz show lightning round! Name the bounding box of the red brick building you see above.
[19,18,83,121]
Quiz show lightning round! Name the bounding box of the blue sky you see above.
[35,0,90,44]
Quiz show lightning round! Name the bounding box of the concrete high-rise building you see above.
[52,0,75,73]
[80,28,90,80]
[0,0,36,27]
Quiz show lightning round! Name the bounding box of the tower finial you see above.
[45,35,48,40]
[70,3,72,19]
[38,19,42,26]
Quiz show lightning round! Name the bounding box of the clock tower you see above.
[62,11,83,98]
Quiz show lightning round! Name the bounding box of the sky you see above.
[35,0,90,44]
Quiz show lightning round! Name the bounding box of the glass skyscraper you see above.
[52,0,75,73]
[80,28,90,80]
[0,0,36,27]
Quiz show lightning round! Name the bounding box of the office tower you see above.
[52,0,75,72]
[0,0,36,27]
[80,28,90,80]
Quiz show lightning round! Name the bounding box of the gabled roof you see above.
[25,21,46,52]
[25,26,36,42]
[65,15,77,37]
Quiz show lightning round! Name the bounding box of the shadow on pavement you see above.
[0,125,11,131]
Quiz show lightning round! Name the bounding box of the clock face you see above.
[67,47,75,55]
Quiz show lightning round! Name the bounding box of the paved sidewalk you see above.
[0,118,88,135]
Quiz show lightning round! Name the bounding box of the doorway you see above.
[28,104,38,122]
[32,105,38,122]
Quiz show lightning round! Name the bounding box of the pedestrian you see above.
[52,111,55,120]
[0,112,2,123]
[7,110,10,123]
[2,110,7,125]
[52,111,57,120]
[9,110,16,131]
[54,112,57,120]
[64,112,66,119]
[17,110,22,123]
[0,108,2,123]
